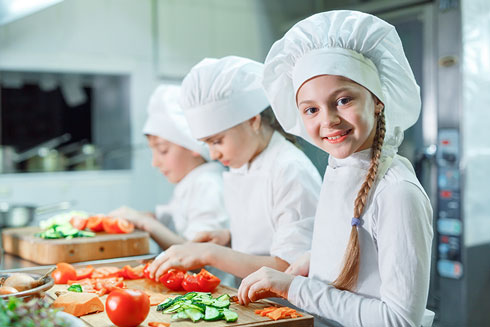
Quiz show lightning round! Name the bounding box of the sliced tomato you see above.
[102,217,134,234]
[196,269,220,292]
[181,273,200,292]
[159,269,186,291]
[120,265,145,279]
[91,266,121,279]
[87,215,105,232]
[52,262,77,284]
[143,262,152,280]
[75,265,94,280]
[69,216,88,230]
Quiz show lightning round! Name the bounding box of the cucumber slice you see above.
[216,294,230,302]
[204,306,221,321]
[212,299,230,308]
[163,302,182,313]
[222,308,239,322]
[156,297,174,311]
[184,308,204,322]
[171,310,188,321]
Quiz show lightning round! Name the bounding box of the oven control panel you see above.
[436,128,462,279]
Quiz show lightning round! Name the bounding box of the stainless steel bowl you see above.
[0,272,54,300]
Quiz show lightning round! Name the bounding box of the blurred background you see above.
[0,0,489,326]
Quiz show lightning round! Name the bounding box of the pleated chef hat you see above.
[262,10,421,151]
[142,85,210,161]
[180,56,270,139]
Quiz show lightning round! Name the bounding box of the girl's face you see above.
[296,75,382,159]
[201,118,261,169]
[147,135,202,183]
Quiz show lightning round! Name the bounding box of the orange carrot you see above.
[255,306,302,321]
[148,322,170,327]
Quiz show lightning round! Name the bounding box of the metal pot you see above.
[0,146,17,174]
[0,201,72,228]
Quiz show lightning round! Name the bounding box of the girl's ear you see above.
[249,114,262,133]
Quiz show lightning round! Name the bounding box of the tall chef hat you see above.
[180,56,270,139]
[263,10,421,150]
[142,84,210,161]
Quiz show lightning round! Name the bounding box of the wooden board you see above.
[46,279,313,327]
[1,226,150,265]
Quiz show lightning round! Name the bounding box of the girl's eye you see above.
[212,139,222,145]
[336,97,352,107]
[304,107,319,115]
[159,149,168,155]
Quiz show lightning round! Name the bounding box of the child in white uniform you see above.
[110,85,229,250]
[237,11,434,327]
[148,56,322,282]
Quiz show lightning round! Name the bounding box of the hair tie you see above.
[351,217,361,227]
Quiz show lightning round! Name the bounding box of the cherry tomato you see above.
[69,216,88,230]
[75,265,94,280]
[196,269,221,292]
[159,269,186,291]
[106,289,150,327]
[52,263,77,284]
[87,216,105,232]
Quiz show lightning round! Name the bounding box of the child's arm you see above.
[239,181,433,327]
[147,242,289,281]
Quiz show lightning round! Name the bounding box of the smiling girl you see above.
[109,85,228,250]
[148,56,322,283]
[237,11,434,327]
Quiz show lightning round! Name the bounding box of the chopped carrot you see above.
[148,322,170,327]
[255,306,302,321]
[53,292,104,317]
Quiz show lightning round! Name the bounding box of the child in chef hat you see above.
[237,10,434,327]
[109,84,229,250]
[148,56,322,284]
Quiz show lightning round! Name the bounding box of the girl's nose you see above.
[209,147,221,161]
[321,107,341,128]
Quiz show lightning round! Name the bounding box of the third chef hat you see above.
[143,84,210,161]
[180,56,270,139]
[262,10,421,150]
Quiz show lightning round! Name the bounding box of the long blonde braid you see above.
[332,108,386,291]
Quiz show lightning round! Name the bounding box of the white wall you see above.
[0,0,174,215]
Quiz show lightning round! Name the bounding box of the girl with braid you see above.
[237,11,434,327]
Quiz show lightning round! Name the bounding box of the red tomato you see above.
[52,263,77,284]
[181,273,200,292]
[75,265,94,280]
[69,216,88,230]
[159,269,186,291]
[143,262,152,280]
[103,217,134,234]
[87,216,105,232]
[106,289,150,327]
[120,265,144,279]
[196,269,220,292]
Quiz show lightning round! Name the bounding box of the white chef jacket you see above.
[155,161,229,240]
[288,149,433,327]
[224,131,322,264]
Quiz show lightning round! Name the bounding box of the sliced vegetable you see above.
[69,216,88,230]
[67,284,83,292]
[86,215,105,232]
[255,306,303,321]
[102,217,134,234]
[159,269,186,291]
[52,292,104,317]
[148,322,170,327]
[75,265,94,280]
[204,306,221,321]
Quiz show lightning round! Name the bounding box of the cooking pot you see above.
[0,201,72,228]
[0,146,17,174]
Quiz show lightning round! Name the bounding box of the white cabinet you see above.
[155,0,272,78]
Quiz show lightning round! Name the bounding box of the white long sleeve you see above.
[288,180,433,327]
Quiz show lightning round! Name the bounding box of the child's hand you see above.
[108,206,153,231]
[237,267,295,306]
[192,229,231,246]
[147,243,213,280]
[285,252,310,276]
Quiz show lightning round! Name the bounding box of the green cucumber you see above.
[184,308,204,322]
[204,306,221,321]
[222,308,239,322]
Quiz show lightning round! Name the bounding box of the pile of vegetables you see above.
[157,292,238,323]
[0,297,69,327]
[37,212,134,239]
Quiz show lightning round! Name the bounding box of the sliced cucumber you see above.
[204,306,221,321]
[184,308,204,322]
[222,308,239,322]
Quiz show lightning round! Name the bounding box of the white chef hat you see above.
[263,10,421,151]
[180,56,270,139]
[142,84,210,161]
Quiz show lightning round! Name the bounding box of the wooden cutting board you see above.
[46,279,313,327]
[1,226,150,264]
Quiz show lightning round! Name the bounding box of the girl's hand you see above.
[108,206,154,231]
[192,229,231,246]
[285,252,310,276]
[237,267,295,306]
[148,243,213,280]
